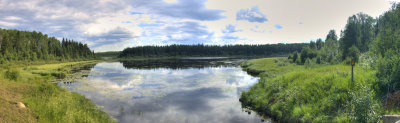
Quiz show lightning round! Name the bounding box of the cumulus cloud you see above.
[86,27,137,48]
[0,0,129,43]
[222,24,242,33]
[132,0,225,21]
[161,21,214,44]
[0,0,394,52]
[236,6,268,23]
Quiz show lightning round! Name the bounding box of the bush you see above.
[295,57,302,65]
[316,56,321,64]
[376,50,400,95]
[292,52,298,63]
[358,52,377,70]
[304,58,313,68]
[51,72,66,79]
[300,47,317,64]
[276,58,289,66]
[347,85,381,122]
[348,45,360,62]
[343,57,353,65]
[5,69,20,81]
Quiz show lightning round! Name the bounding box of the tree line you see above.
[290,12,376,65]
[119,43,307,58]
[288,3,400,96]
[0,29,95,63]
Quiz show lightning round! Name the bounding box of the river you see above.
[59,58,270,123]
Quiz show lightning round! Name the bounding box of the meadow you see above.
[240,57,384,122]
[0,61,115,123]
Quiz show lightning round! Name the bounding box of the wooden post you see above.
[351,60,355,82]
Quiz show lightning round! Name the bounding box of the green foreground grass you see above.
[240,57,382,122]
[0,61,115,123]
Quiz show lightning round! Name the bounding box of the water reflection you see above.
[121,58,246,69]
[60,58,269,123]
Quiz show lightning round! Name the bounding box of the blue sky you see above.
[0,0,397,52]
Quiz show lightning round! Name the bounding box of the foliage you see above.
[0,29,95,62]
[95,51,121,58]
[0,61,114,122]
[376,50,400,95]
[320,30,341,64]
[373,3,400,97]
[246,3,400,122]
[372,4,400,57]
[274,58,290,66]
[340,13,375,59]
[348,45,360,62]
[316,39,323,50]
[300,46,317,64]
[119,43,307,58]
[347,85,382,122]
[292,52,298,63]
[4,69,19,81]
[358,52,378,70]
[240,57,302,77]
[326,30,338,41]
[240,58,379,122]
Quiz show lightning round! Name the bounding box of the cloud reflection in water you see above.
[61,60,264,123]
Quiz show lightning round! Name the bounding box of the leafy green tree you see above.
[292,52,298,63]
[309,41,316,49]
[326,30,338,41]
[348,45,360,62]
[376,50,400,94]
[320,30,340,64]
[340,13,374,60]
[316,38,323,50]
[300,47,316,64]
[0,29,95,62]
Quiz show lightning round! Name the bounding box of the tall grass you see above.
[240,58,381,122]
[0,60,115,122]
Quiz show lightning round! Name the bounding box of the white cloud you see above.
[0,0,395,52]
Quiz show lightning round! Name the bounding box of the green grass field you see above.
[0,61,115,123]
[240,57,382,122]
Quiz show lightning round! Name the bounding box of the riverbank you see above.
[0,60,115,122]
[240,57,381,122]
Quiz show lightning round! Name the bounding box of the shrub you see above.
[347,85,381,122]
[51,72,66,79]
[295,57,302,65]
[304,58,312,68]
[5,69,20,81]
[376,50,400,95]
[343,57,353,65]
[358,52,377,70]
[348,45,360,62]
[292,52,298,63]
[316,56,321,64]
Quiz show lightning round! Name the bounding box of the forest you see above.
[239,3,400,122]
[288,5,400,95]
[118,43,307,58]
[0,29,95,64]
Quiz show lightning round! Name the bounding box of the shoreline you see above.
[239,57,380,122]
[0,60,116,123]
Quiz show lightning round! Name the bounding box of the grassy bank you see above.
[0,61,115,123]
[240,58,382,122]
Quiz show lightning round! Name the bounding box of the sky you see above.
[0,0,398,52]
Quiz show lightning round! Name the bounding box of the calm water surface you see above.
[60,58,269,123]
